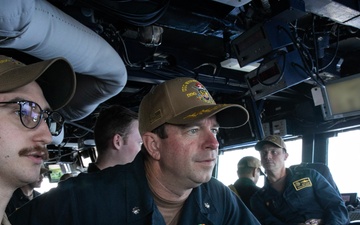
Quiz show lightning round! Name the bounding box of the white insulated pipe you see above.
[0,0,127,121]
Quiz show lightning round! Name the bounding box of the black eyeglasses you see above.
[0,101,64,136]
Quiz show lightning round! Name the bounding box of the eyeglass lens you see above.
[20,101,64,136]
[46,111,64,136]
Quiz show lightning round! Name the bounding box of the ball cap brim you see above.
[0,55,76,110]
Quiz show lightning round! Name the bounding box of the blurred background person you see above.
[6,167,49,216]
[59,173,73,182]
[87,105,142,172]
[229,156,264,209]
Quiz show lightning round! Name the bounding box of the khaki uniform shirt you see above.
[2,214,11,225]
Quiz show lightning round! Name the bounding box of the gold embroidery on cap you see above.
[0,58,23,65]
[293,177,312,191]
[183,105,224,119]
[182,79,197,92]
[181,79,215,104]
[267,136,278,142]
[187,92,197,97]
[0,59,10,64]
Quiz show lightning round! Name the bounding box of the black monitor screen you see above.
[341,193,358,206]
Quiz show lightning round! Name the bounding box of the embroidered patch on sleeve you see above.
[293,177,312,191]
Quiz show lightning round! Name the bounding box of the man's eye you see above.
[211,128,219,135]
[15,110,21,117]
[18,110,41,122]
[19,109,29,117]
[188,128,198,134]
[16,109,31,119]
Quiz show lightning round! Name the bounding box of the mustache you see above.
[18,146,49,161]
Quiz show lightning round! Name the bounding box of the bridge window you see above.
[217,138,302,187]
[328,129,360,194]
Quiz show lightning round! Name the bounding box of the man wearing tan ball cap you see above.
[138,77,259,224]
[250,135,349,225]
[139,77,249,135]
[10,77,260,225]
[0,55,75,224]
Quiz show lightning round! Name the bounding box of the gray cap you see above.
[238,156,264,175]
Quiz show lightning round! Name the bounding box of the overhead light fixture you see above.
[220,58,260,72]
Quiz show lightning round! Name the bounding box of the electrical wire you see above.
[319,25,340,72]
[278,25,325,87]
[193,63,218,75]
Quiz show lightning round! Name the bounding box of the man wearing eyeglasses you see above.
[0,55,76,224]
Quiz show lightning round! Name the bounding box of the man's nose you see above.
[205,130,219,150]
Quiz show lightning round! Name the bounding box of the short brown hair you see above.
[94,105,138,155]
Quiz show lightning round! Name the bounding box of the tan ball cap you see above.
[255,135,287,151]
[0,55,76,110]
[139,77,249,135]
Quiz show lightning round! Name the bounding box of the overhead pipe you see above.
[0,0,127,121]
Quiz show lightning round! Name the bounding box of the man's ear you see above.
[252,168,257,178]
[142,132,161,160]
[284,152,289,161]
[112,133,123,150]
